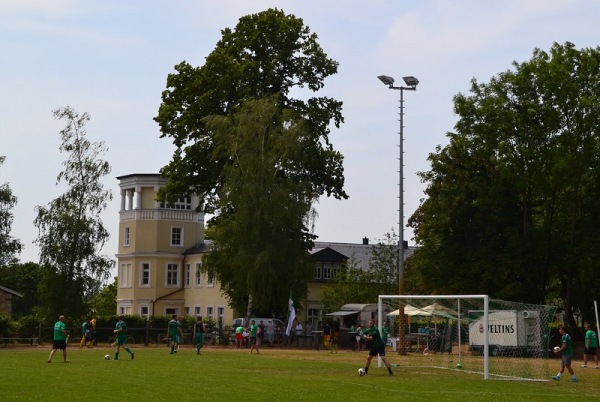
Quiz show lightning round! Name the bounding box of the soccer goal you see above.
[377,295,557,381]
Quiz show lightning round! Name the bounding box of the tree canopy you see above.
[409,42,600,325]
[34,107,114,321]
[0,156,22,267]
[155,9,347,316]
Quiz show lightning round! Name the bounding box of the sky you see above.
[2,0,600,278]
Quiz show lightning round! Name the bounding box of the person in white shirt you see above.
[295,321,303,336]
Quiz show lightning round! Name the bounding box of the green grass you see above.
[1,345,598,401]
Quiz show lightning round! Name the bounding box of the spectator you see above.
[235,325,244,349]
[355,324,363,351]
[265,320,275,347]
[258,320,265,346]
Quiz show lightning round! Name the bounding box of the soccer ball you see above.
[104,354,111,360]
[553,346,561,353]
[358,368,366,376]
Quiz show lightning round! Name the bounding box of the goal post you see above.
[377,294,557,381]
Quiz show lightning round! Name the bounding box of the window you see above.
[160,197,192,210]
[332,263,341,279]
[140,305,149,318]
[118,306,131,315]
[171,227,183,246]
[206,306,214,319]
[314,263,322,279]
[207,275,214,288]
[119,263,132,287]
[140,263,150,287]
[124,227,130,246]
[166,263,179,287]
[323,264,331,280]
[184,264,191,288]
[165,308,178,316]
[118,302,132,315]
[185,306,190,316]
[195,263,202,287]
[194,306,202,316]
[218,306,225,322]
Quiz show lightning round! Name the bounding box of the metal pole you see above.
[397,87,406,354]
[399,87,405,296]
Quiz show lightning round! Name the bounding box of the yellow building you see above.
[115,173,232,323]
[114,174,412,329]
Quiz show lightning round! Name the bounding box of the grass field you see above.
[1,345,599,401]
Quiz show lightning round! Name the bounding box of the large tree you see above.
[34,107,114,321]
[155,9,347,316]
[0,156,22,267]
[409,42,600,325]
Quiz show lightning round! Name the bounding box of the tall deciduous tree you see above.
[409,42,600,324]
[204,97,316,316]
[34,107,113,321]
[155,9,347,316]
[0,156,22,267]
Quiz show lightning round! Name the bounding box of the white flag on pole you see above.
[285,290,296,336]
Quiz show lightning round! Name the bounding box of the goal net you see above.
[377,295,557,381]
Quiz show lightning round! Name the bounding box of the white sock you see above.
[556,373,561,377]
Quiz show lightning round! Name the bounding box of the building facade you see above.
[114,173,414,329]
[115,173,232,324]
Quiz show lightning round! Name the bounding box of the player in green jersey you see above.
[194,316,207,355]
[582,323,599,369]
[48,315,69,363]
[249,320,260,354]
[552,326,576,382]
[114,315,135,360]
[360,319,393,376]
[168,315,183,354]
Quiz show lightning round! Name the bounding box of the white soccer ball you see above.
[104,354,111,360]
[553,346,560,353]
[358,368,366,376]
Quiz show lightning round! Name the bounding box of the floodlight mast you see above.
[378,74,419,354]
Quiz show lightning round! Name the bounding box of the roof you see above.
[312,241,373,269]
[183,240,213,255]
[339,303,379,311]
[312,241,417,270]
[0,285,23,298]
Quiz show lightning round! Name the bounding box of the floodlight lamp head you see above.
[378,75,395,86]
[402,76,419,88]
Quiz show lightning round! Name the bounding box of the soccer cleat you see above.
[552,375,560,381]
[570,378,577,382]
[581,365,587,368]
[388,371,394,376]
[131,353,135,360]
